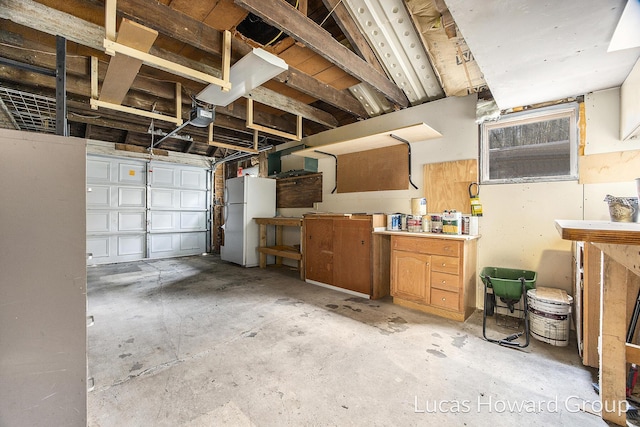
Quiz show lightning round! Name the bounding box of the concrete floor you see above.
[87,255,609,426]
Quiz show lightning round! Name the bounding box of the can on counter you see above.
[387,213,402,231]
[422,215,430,232]
[430,214,443,233]
[400,214,407,231]
[407,215,423,232]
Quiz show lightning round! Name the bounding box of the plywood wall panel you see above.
[423,159,478,213]
[337,145,408,193]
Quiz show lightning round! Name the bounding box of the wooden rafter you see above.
[0,0,339,128]
[111,0,368,118]
[234,0,408,108]
[320,0,386,75]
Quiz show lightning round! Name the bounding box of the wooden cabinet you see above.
[388,233,478,321]
[304,214,389,299]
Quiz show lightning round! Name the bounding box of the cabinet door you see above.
[304,218,334,284]
[391,250,431,303]
[333,218,371,295]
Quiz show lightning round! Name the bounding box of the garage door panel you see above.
[87,211,110,233]
[181,233,205,251]
[149,232,206,258]
[87,236,110,259]
[149,165,175,187]
[118,212,146,232]
[180,211,206,230]
[87,159,111,182]
[180,169,206,189]
[180,190,206,209]
[86,186,111,208]
[87,155,209,264]
[118,187,145,208]
[117,234,145,256]
[150,189,175,209]
[118,163,145,185]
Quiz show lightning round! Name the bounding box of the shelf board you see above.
[290,123,442,159]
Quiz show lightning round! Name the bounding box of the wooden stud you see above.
[105,0,117,42]
[253,129,259,151]
[90,98,183,125]
[221,30,231,93]
[207,140,258,154]
[102,39,232,89]
[90,56,99,109]
[246,98,302,141]
[175,82,182,123]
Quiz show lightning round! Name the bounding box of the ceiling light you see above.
[196,48,288,107]
[342,0,444,105]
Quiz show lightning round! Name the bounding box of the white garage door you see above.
[86,155,210,265]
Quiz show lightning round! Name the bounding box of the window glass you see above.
[481,104,579,184]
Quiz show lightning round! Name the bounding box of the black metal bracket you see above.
[56,36,68,136]
[390,133,418,189]
[314,150,337,193]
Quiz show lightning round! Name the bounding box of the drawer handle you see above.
[442,297,446,301]
[441,280,446,285]
[441,262,446,266]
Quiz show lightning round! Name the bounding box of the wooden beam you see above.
[0,0,346,125]
[99,19,158,104]
[320,0,386,75]
[248,87,336,128]
[90,99,183,125]
[110,0,368,118]
[234,0,408,108]
[246,98,302,141]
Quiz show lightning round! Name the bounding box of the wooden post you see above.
[600,253,628,425]
[275,225,283,266]
[259,223,267,269]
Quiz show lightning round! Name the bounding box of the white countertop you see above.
[373,230,481,240]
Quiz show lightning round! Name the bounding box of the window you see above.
[480,103,579,184]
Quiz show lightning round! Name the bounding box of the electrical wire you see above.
[320,0,343,27]
[264,0,299,46]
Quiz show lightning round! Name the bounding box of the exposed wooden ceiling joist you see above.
[320,0,386,76]
[110,0,368,119]
[0,0,338,130]
[234,0,408,108]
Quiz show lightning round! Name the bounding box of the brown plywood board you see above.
[276,173,322,208]
[423,159,478,213]
[100,19,158,105]
[578,149,640,184]
[337,144,408,193]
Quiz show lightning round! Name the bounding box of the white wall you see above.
[280,89,640,305]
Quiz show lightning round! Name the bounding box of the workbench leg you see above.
[259,224,267,269]
[299,223,305,281]
[600,253,628,425]
[275,225,283,267]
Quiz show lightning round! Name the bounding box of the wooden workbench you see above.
[255,217,304,280]
[555,219,640,426]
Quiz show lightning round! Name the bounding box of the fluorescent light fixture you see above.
[348,82,393,116]
[196,48,288,107]
[343,0,444,105]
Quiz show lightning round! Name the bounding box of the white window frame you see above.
[480,103,579,184]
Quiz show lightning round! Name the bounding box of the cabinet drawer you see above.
[431,271,460,292]
[431,255,459,274]
[392,236,460,257]
[431,288,460,311]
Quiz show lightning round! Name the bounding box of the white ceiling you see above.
[445,0,640,110]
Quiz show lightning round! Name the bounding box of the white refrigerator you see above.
[221,176,276,267]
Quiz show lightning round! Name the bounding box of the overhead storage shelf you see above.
[290,123,442,159]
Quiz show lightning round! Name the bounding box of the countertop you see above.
[554,219,640,245]
[373,230,481,241]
